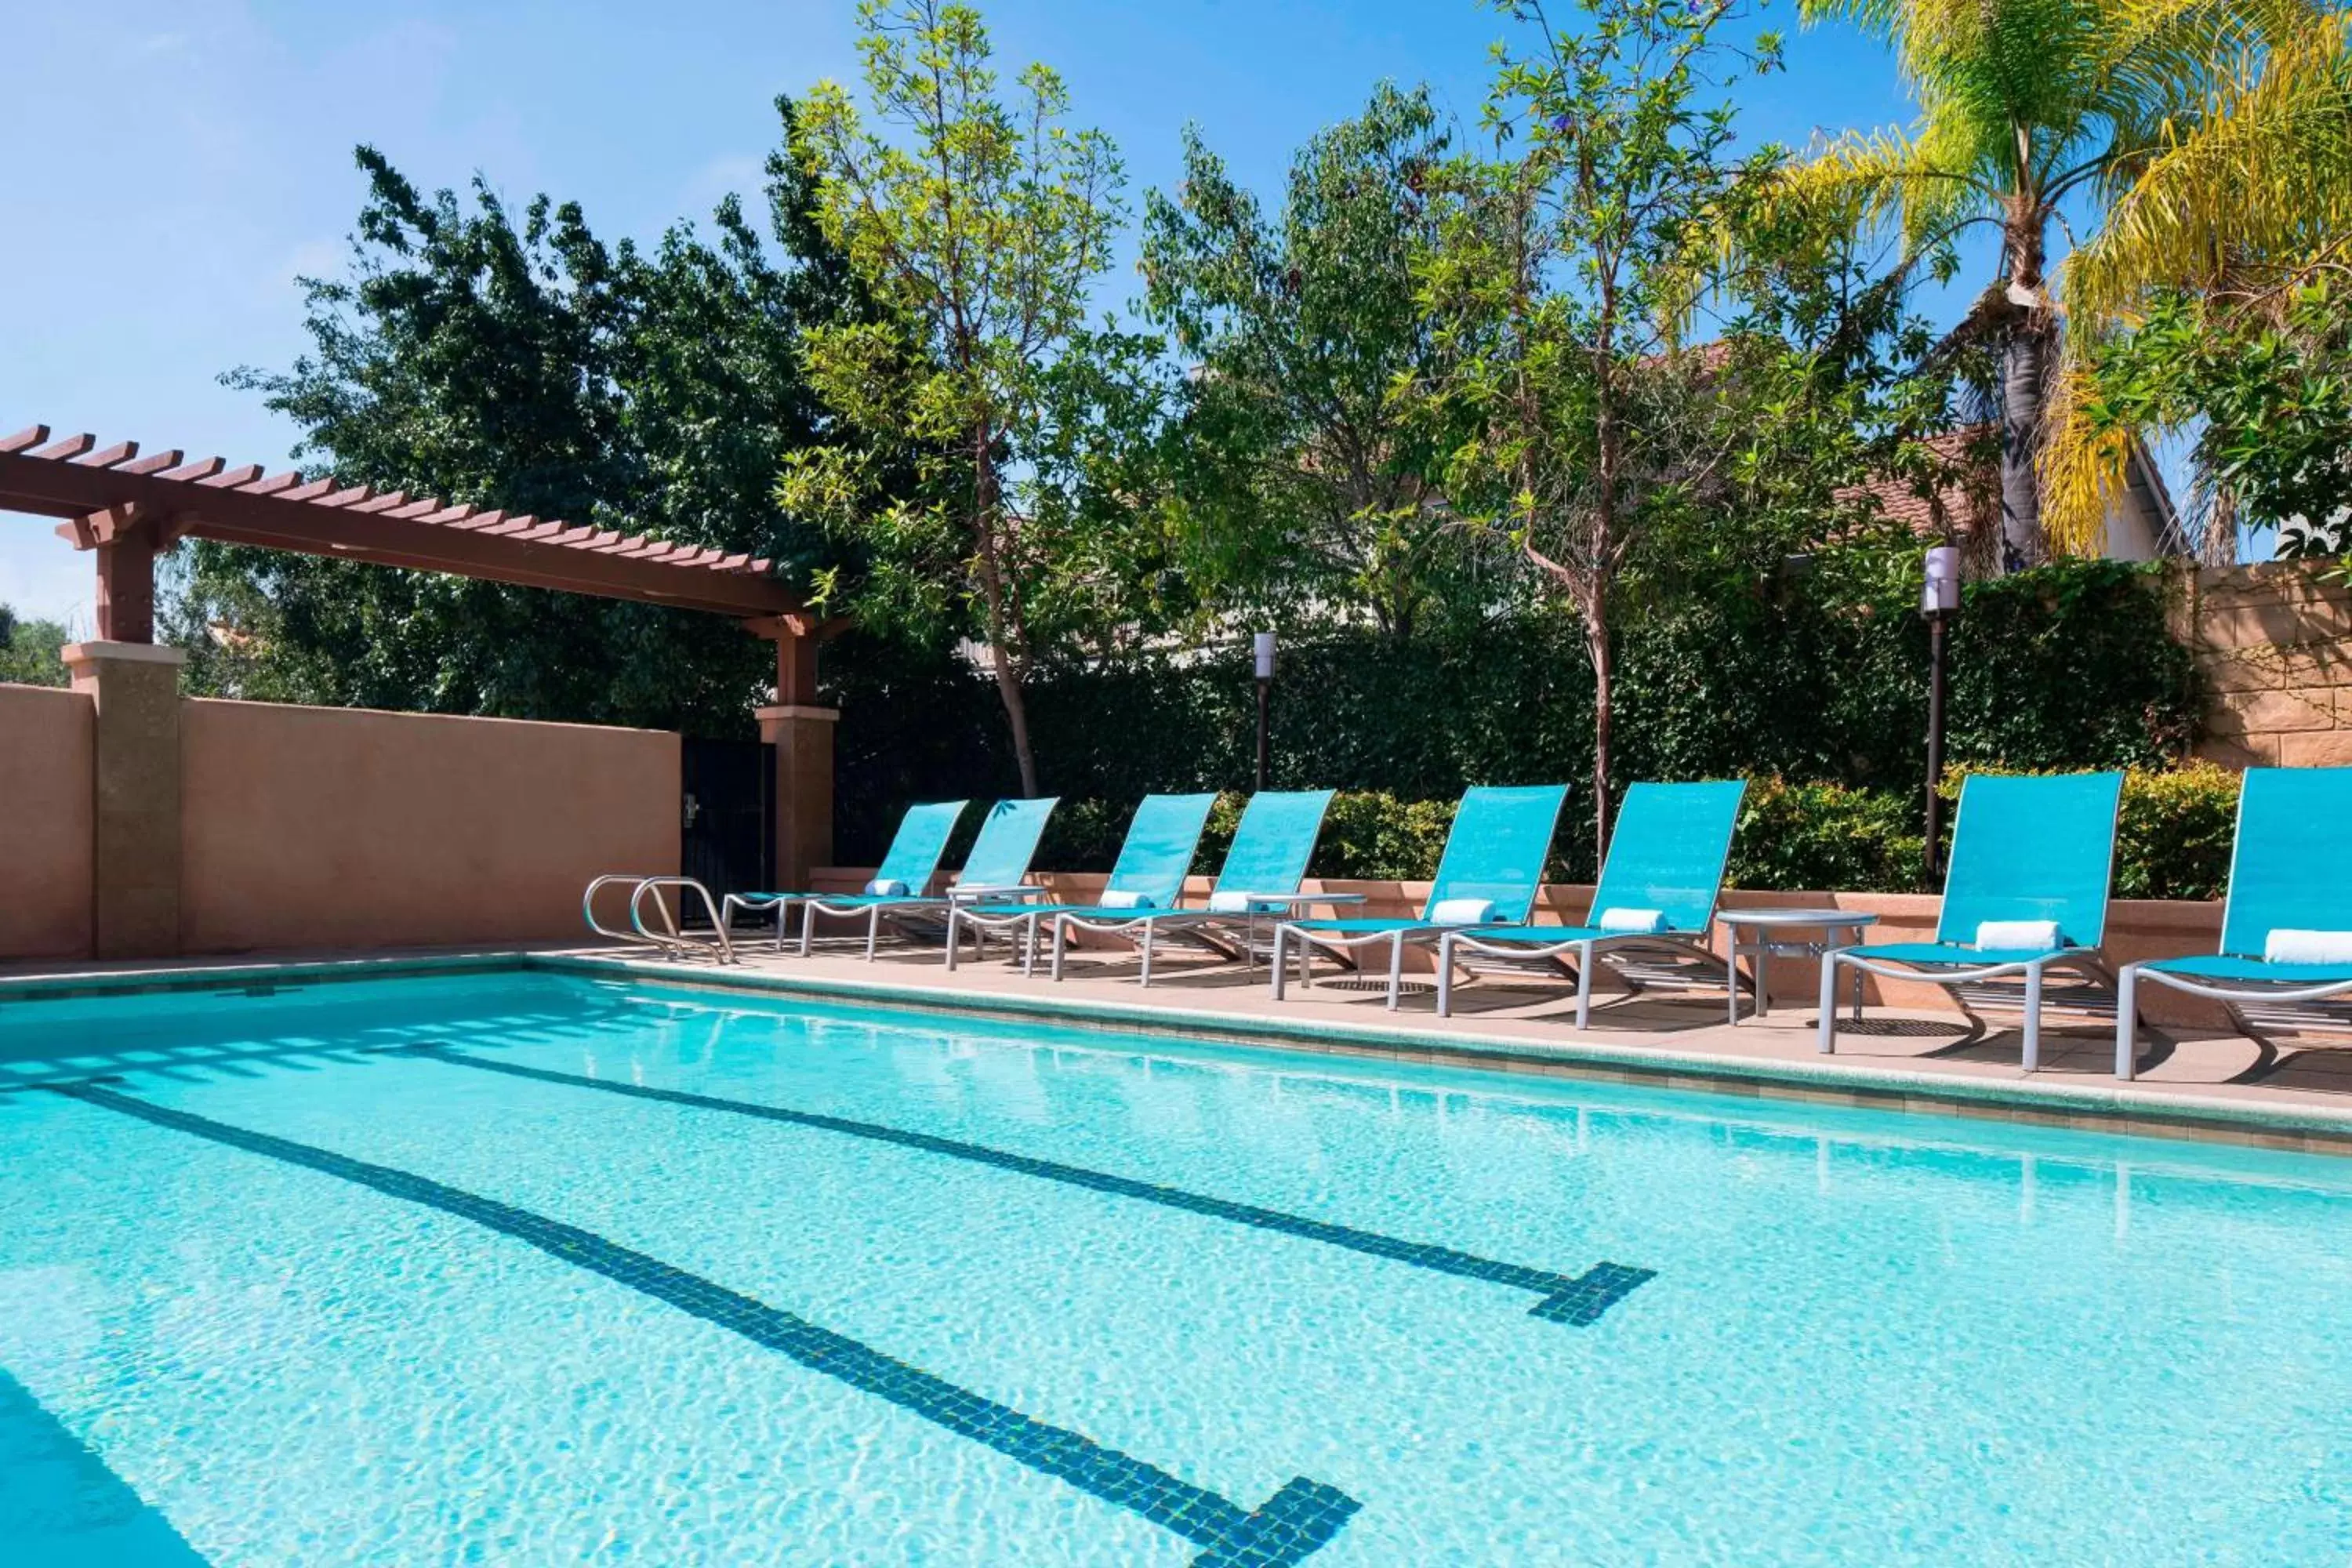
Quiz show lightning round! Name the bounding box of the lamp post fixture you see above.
[1920,545,1962,879]
[1254,631,1276,792]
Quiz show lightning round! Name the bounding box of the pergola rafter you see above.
[0,423,804,630]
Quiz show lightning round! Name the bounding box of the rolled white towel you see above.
[2263,928,2352,964]
[1207,889,1256,914]
[1430,897,1495,926]
[865,878,909,897]
[1097,889,1156,910]
[1975,920,2061,952]
[1596,906,1667,935]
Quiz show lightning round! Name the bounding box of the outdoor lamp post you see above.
[1920,545,1962,878]
[1254,631,1276,791]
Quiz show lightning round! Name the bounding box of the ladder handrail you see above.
[583,873,738,964]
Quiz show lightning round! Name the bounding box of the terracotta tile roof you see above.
[1836,426,1998,539]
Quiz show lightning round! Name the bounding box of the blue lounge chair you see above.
[1435,780,1747,1025]
[946,793,1220,976]
[2115,766,2352,1078]
[1818,771,2123,1070]
[1047,789,1338,986]
[722,799,967,954]
[1272,784,1570,1010]
[780,797,1057,959]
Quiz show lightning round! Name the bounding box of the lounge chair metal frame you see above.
[1436,928,1729,1027]
[1046,791,1339,988]
[2114,766,2352,1078]
[1272,785,1572,1011]
[1817,772,2125,1073]
[1429,781,1748,1025]
[947,793,1221,979]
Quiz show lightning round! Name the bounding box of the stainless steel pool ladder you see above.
[583,874,738,964]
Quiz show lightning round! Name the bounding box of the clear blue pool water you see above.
[2,970,2349,1565]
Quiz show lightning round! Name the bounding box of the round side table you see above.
[1718,909,1879,1025]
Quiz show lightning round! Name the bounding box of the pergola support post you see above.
[61,641,186,959]
[746,615,846,894]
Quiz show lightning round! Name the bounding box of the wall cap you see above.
[60,640,187,668]
[755,704,840,724]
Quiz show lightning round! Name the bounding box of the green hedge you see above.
[988,764,2239,902]
[826,561,2203,881]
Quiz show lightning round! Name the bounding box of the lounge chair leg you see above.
[1139,924,1154,987]
[1022,914,1040,978]
[944,909,962,971]
[865,907,880,961]
[798,902,815,957]
[1051,916,1068,982]
[1272,927,1288,1000]
[2114,965,2139,1080]
[2107,968,2145,1081]
[1386,932,1405,1011]
[1817,954,1840,1053]
[1574,941,1595,1031]
[2022,963,2044,1073]
[1436,933,1455,1018]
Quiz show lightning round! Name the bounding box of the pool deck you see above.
[10,933,2352,1156]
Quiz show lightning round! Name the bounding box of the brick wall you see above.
[2180,562,2352,768]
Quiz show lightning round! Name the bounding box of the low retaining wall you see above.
[811,869,2227,1025]
[0,681,681,960]
[0,684,95,960]
[181,699,681,953]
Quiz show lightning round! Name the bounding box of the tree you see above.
[1414,0,1773,862]
[2070,282,2352,551]
[1786,0,2318,567]
[1142,85,1508,640]
[2042,9,2352,549]
[0,605,69,688]
[784,0,1135,797]
[180,101,856,733]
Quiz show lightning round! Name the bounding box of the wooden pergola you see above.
[0,423,834,702]
[2,424,845,942]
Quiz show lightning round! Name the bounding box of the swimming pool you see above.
[2,971,2347,1564]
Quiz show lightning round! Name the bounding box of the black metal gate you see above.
[681,738,775,913]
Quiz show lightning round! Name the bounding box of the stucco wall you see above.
[180,699,680,953]
[2185,562,2352,768]
[0,683,95,958]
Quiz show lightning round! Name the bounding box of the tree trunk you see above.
[1584,592,1613,873]
[969,431,1042,797]
[1998,202,2051,572]
[992,656,1041,799]
[1998,325,2049,572]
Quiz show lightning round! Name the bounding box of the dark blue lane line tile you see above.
[57,1084,1358,1568]
[1,1364,212,1565]
[416,1046,1655,1327]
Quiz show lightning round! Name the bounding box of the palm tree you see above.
[1787,0,2327,567]
[2042,9,2352,549]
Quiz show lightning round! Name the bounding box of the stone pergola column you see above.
[746,615,845,891]
[61,640,186,959]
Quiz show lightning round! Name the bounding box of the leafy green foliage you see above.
[786,0,1168,795]
[831,559,2201,880]
[944,762,2229,898]
[1142,85,1508,640]
[1411,0,1784,859]
[2110,762,2240,902]
[2082,285,2352,547]
[176,106,857,735]
[0,605,68,688]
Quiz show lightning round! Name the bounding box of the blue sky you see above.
[0,0,1925,626]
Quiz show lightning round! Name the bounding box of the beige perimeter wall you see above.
[0,683,96,959]
[180,699,680,953]
[2185,563,2352,768]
